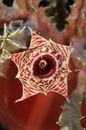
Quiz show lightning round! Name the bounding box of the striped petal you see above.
[11,30,72,102]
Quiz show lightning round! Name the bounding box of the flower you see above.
[10,29,72,102]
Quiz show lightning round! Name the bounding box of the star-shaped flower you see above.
[10,30,72,102]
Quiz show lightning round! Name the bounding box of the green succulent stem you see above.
[57,83,85,130]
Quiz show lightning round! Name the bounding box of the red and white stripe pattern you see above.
[11,30,72,102]
[30,32,50,49]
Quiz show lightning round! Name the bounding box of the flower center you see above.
[33,54,56,79]
[39,59,48,69]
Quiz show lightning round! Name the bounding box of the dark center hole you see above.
[33,55,56,78]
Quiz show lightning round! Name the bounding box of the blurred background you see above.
[0,0,86,130]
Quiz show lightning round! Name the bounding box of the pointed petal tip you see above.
[15,97,24,103]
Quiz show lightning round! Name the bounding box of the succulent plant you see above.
[0,0,86,130]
